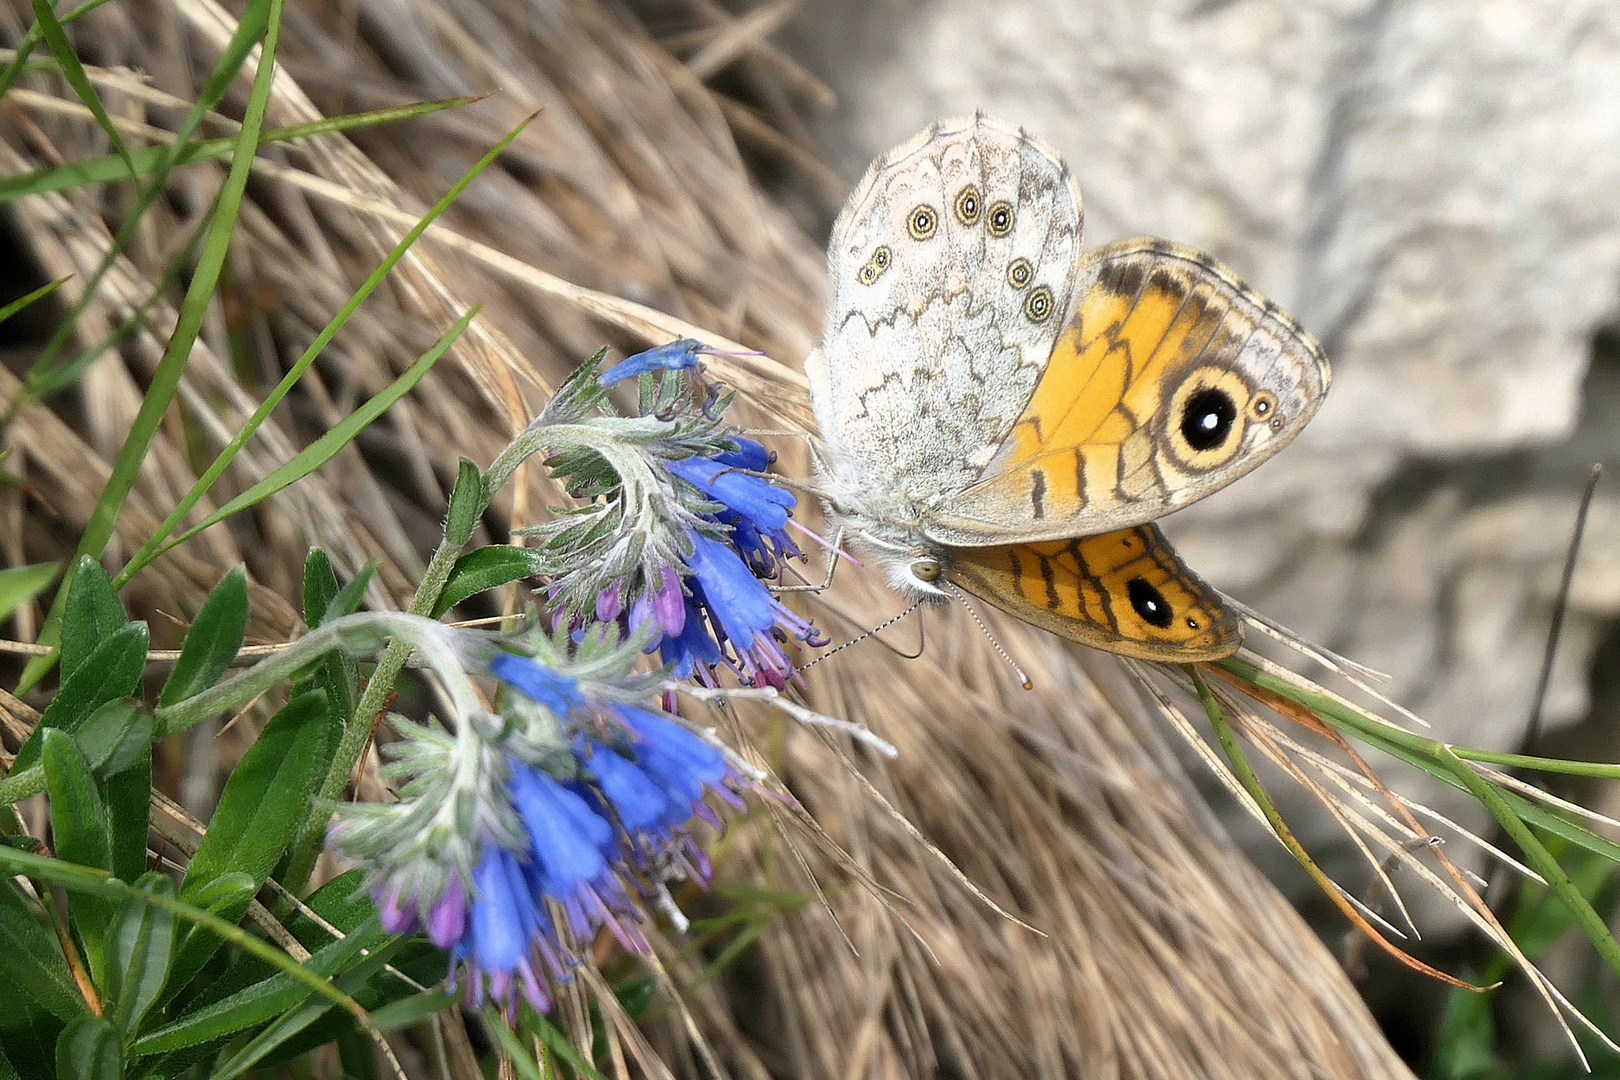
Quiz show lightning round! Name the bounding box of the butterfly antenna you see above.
[800,600,926,670]
[943,582,1032,690]
[1526,462,1603,746]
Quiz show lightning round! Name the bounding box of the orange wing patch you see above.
[932,239,1329,545]
[944,524,1241,661]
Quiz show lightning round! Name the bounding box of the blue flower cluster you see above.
[598,341,825,688]
[406,650,747,1012]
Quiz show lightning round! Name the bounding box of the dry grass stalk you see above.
[0,0,1419,1075]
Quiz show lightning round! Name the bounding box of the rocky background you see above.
[771,0,1620,893]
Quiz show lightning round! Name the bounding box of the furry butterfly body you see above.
[807,115,1330,661]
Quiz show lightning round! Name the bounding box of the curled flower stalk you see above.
[486,340,826,688]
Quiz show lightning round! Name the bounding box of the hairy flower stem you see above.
[283,494,488,893]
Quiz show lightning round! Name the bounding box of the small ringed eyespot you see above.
[907,205,938,240]
[857,264,879,285]
[1023,284,1054,323]
[954,185,982,225]
[1247,389,1278,423]
[986,200,1015,237]
[1186,616,1201,630]
[857,245,892,285]
[1007,257,1033,289]
[873,246,891,268]
[911,559,942,582]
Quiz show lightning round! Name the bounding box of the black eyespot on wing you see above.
[1007,257,1033,289]
[954,185,982,225]
[907,205,939,241]
[1180,387,1237,452]
[1023,284,1054,323]
[1127,577,1173,629]
[986,200,1015,237]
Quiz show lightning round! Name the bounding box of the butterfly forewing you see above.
[944,524,1241,661]
[931,239,1330,546]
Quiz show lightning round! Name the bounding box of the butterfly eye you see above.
[907,205,938,241]
[986,201,1015,237]
[1126,577,1173,629]
[1023,285,1055,323]
[954,185,982,225]
[910,559,942,583]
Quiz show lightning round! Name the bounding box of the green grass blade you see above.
[116,113,531,585]
[18,0,285,694]
[29,0,136,179]
[0,0,117,99]
[0,847,369,1026]
[0,276,69,324]
[144,308,478,565]
[0,98,477,206]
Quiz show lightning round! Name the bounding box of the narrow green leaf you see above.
[14,621,147,776]
[302,550,341,628]
[104,873,177,1038]
[43,729,112,875]
[30,0,136,180]
[149,309,476,563]
[0,561,59,621]
[159,567,247,706]
[59,555,127,681]
[0,848,365,1029]
[131,922,384,1057]
[321,561,378,625]
[209,935,396,1080]
[70,700,151,778]
[369,990,455,1032]
[53,1014,119,1080]
[18,0,282,695]
[432,544,549,617]
[0,0,117,100]
[100,745,153,889]
[0,97,477,205]
[0,878,83,1021]
[42,728,114,979]
[0,277,68,325]
[182,690,331,898]
[444,458,485,547]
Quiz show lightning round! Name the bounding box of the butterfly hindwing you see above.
[943,524,1241,661]
[931,239,1331,545]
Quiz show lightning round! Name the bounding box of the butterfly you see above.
[805,115,1330,662]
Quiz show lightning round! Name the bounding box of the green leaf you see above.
[14,621,148,775]
[0,275,68,326]
[0,561,59,622]
[0,98,476,205]
[70,700,151,777]
[0,0,118,100]
[59,556,127,681]
[173,691,333,985]
[432,544,549,617]
[321,561,378,625]
[104,873,177,1038]
[54,1014,120,1080]
[369,990,455,1032]
[150,308,477,564]
[0,1044,22,1080]
[444,458,485,547]
[0,878,83,1021]
[131,923,386,1057]
[42,728,114,978]
[30,0,136,181]
[302,550,341,628]
[101,753,153,891]
[159,567,247,706]
[182,690,331,897]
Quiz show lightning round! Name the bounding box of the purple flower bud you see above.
[597,339,704,385]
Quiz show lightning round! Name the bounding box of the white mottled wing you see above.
[806,115,1083,510]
